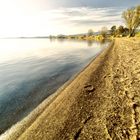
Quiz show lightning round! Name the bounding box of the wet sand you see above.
[0,38,140,140]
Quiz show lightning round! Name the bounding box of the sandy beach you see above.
[1,38,140,140]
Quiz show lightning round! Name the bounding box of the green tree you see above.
[118,26,124,33]
[122,5,140,37]
[110,25,117,36]
[87,29,94,36]
[117,25,125,36]
[101,27,108,38]
[123,27,129,36]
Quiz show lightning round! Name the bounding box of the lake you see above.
[0,38,109,134]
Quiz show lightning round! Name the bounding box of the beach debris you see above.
[84,84,95,92]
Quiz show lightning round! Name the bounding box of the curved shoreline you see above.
[1,39,140,140]
[0,41,113,140]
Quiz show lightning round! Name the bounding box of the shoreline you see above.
[0,41,113,140]
[0,38,109,135]
[1,38,140,140]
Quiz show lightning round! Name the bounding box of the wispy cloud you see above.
[42,6,125,33]
[0,6,126,37]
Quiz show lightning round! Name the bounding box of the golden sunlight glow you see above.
[0,0,53,37]
[0,0,123,37]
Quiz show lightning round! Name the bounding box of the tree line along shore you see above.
[49,5,140,41]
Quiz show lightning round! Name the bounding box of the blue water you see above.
[0,38,109,134]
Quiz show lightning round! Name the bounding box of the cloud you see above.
[46,0,140,9]
[44,7,125,29]
[0,6,126,37]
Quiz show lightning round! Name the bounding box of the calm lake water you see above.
[0,38,109,134]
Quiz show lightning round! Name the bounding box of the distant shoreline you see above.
[0,37,49,39]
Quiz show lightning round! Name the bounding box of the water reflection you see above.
[50,38,110,47]
[0,38,110,134]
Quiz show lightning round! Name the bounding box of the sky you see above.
[0,0,139,37]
